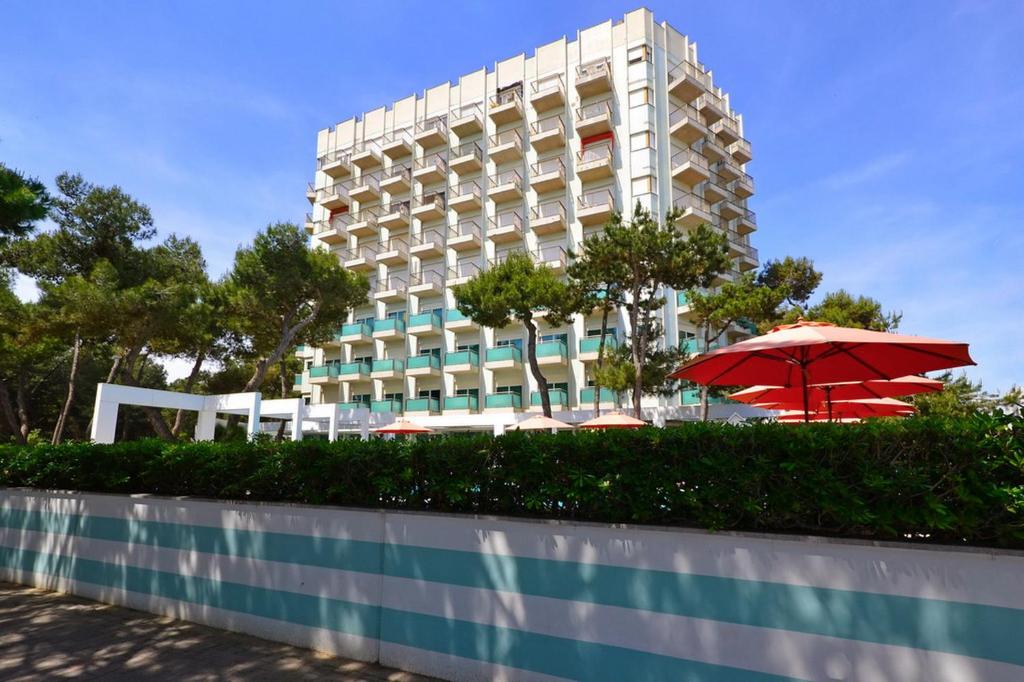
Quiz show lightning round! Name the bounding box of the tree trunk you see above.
[14,375,30,442]
[0,380,26,445]
[698,325,712,421]
[52,330,82,445]
[171,350,206,437]
[275,357,288,441]
[592,296,612,417]
[628,294,643,418]
[242,301,322,394]
[523,315,551,418]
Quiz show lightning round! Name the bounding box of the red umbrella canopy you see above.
[729,375,944,404]
[671,320,973,387]
[578,412,647,429]
[372,419,433,434]
[766,398,916,418]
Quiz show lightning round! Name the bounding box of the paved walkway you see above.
[0,582,434,681]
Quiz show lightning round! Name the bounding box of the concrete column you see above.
[328,405,340,442]
[290,399,304,442]
[492,421,506,437]
[358,409,370,441]
[89,385,119,444]
[245,394,262,441]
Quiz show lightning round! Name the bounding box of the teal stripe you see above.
[0,545,378,637]
[379,607,806,682]
[3,505,1022,668]
[382,543,1024,668]
[0,507,381,575]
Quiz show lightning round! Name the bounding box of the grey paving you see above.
[0,581,435,681]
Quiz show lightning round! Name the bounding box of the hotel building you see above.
[295,8,760,430]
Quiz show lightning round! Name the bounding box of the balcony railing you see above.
[411,228,445,248]
[531,157,565,177]
[416,115,448,136]
[444,395,479,411]
[414,192,446,211]
[340,321,373,337]
[491,88,522,107]
[489,169,522,189]
[379,237,408,256]
[317,150,350,170]
[339,361,371,376]
[581,387,618,404]
[673,192,711,214]
[578,188,614,210]
[488,128,523,148]
[530,115,565,136]
[452,141,483,161]
[672,149,708,171]
[530,389,568,408]
[383,200,410,217]
[371,399,403,413]
[486,346,522,363]
[536,340,568,359]
[489,210,522,232]
[578,142,613,164]
[450,219,481,240]
[405,397,439,413]
[534,244,567,269]
[669,103,702,127]
[576,58,611,89]
[576,100,612,123]
[531,200,566,223]
[444,349,480,367]
[406,353,441,371]
[371,358,404,373]
[410,269,444,289]
[668,59,710,91]
[485,392,522,409]
[453,180,481,199]
[580,335,618,353]
[408,312,442,331]
[375,275,407,295]
[449,261,480,280]
[531,73,564,98]
[309,364,340,379]
[374,317,406,334]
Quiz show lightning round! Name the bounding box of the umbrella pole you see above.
[801,365,810,423]
[826,387,834,422]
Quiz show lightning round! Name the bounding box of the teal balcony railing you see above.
[444,350,480,367]
[681,389,700,405]
[580,387,618,404]
[485,393,523,409]
[536,340,568,359]
[409,312,443,330]
[337,401,369,410]
[309,365,339,378]
[374,318,406,334]
[340,322,373,338]
[293,373,304,385]
[677,291,688,307]
[405,397,440,412]
[530,388,568,408]
[486,346,522,363]
[444,395,479,411]
[371,399,403,413]
[406,354,441,371]
[446,309,471,324]
[338,361,371,376]
[371,359,404,373]
[579,336,617,353]
[295,344,306,351]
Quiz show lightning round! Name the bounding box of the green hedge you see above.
[2,414,1022,548]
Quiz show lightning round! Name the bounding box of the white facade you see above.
[298,8,760,430]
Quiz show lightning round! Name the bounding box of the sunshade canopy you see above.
[510,415,573,431]
[578,412,647,429]
[372,419,433,434]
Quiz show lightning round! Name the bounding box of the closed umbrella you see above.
[578,412,646,429]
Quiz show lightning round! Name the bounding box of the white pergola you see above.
[88,383,371,444]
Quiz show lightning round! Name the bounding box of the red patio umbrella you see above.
[372,419,433,435]
[760,397,916,419]
[671,320,973,422]
[730,375,943,419]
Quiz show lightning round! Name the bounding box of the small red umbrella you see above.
[761,397,916,419]
[578,412,647,429]
[730,375,942,420]
[510,415,573,431]
[372,419,433,435]
[671,320,973,422]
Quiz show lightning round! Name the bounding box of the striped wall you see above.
[1,489,1023,681]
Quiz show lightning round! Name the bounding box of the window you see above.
[496,385,523,395]
[548,381,569,392]
[305,360,313,370]
[353,355,372,365]
[630,130,655,150]
[355,316,374,325]
[418,388,441,400]
[419,346,441,357]
[456,343,480,352]
[540,333,567,344]
[587,327,616,337]
[455,387,480,398]
[628,87,653,107]
[351,393,371,406]
[496,338,523,349]
[627,44,651,64]
[383,392,404,402]
[386,310,406,320]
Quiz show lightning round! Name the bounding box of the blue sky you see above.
[2,1,1022,390]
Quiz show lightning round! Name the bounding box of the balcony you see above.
[338,321,373,344]
[739,247,759,272]
[530,389,568,410]
[376,238,408,266]
[451,106,484,138]
[308,364,340,385]
[536,340,568,366]
[346,210,380,238]
[729,139,753,165]
[371,358,404,380]
[450,142,483,175]
[714,158,742,182]
[350,176,380,203]
[529,116,566,152]
[489,90,524,126]
[414,116,448,149]
[719,199,744,221]
[306,182,316,204]
[485,392,522,410]
[530,201,567,236]
[447,261,480,287]
[710,117,741,146]
[408,312,443,336]
[312,220,345,245]
[351,147,382,171]
[317,182,350,210]
[695,93,726,124]
[373,317,406,340]
[343,244,377,271]
[667,60,709,103]
[677,290,690,311]
[530,74,565,113]
[671,149,710,187]
[293,372,304,388]
[413,154,447,185]
[378,201,411,230]
[336,401,370,410]
[485,345,522,369]
[575,101,613,138]
[373,275,407,302]
[338,361,372,382]
[575,59,611,97]
[579,335,617,361]
[489,170,523,204]
[371,399,403,414]
[488,130,523,164]
[674,193,713,228]
[730,173,755,199]
[530,158,566,194]
[734,210,757,235]
[405,397,440,414]
[698,138,728,163]
[411,193,446,222]
[406,353,441,377]
[669,105,708,145]
[449,181,482,213]
[408,269,445,296]
[577,143,614,182]
[409,229,445,258]
[444,395,479,412]
[444,349,479,374]
[577,189,615,227]
[318,151,352,178]
[580,387,618,405]
[304,213,316,234]
[533,245,567,273]
[488,211,523,243]
[380,166,411,195]
[703,176,729,205]
[381,134,413,161]
[444,308,478,331]
[449,220,482,252]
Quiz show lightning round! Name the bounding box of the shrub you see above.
[2,414,1022,548]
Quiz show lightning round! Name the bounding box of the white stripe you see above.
[380,575,1024,682]
[0,527,381,607]
[385,512,1024,610]
[379,641,570,682]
